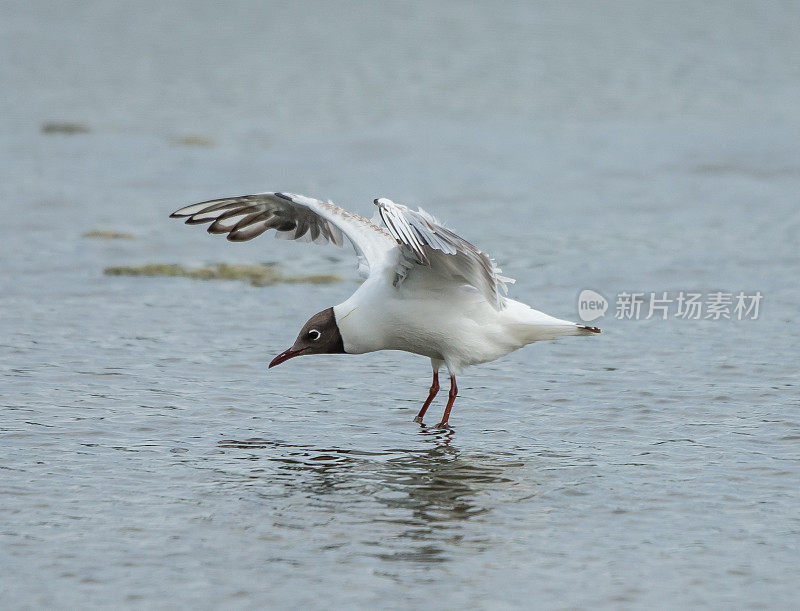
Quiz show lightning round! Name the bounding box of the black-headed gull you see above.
[171,192,600,427]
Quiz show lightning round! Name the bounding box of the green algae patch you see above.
[84,229,136,240]
[103,263,341,287]
[277,274,342,286]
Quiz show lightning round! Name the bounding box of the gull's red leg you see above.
[436,374,458,428]
[414,371,439,424]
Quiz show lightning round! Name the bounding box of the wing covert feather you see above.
[374,197,514,309]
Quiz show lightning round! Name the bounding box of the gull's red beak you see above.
[268,347,304,368]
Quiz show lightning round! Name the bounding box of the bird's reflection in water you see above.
[217,428,525,565]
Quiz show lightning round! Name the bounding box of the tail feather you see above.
[501,300,602,343]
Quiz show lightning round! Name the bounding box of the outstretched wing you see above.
[170,192,395,278]
[375,198,514,310]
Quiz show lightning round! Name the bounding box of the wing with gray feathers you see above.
[374,198,514,309]
[170,192,395,278]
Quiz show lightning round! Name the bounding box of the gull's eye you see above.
[308,329,321,341]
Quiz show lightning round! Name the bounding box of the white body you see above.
[334,264,591,374]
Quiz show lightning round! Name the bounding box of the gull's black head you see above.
[268,307,345,368]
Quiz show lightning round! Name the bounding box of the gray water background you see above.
[1,1,799,608]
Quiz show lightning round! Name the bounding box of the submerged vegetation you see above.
[171,134,215,147]
[83,229,136,240]
[41,122,90,134]
[104,263,341,287]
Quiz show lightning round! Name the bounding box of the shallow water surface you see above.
[2,2,800,609]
